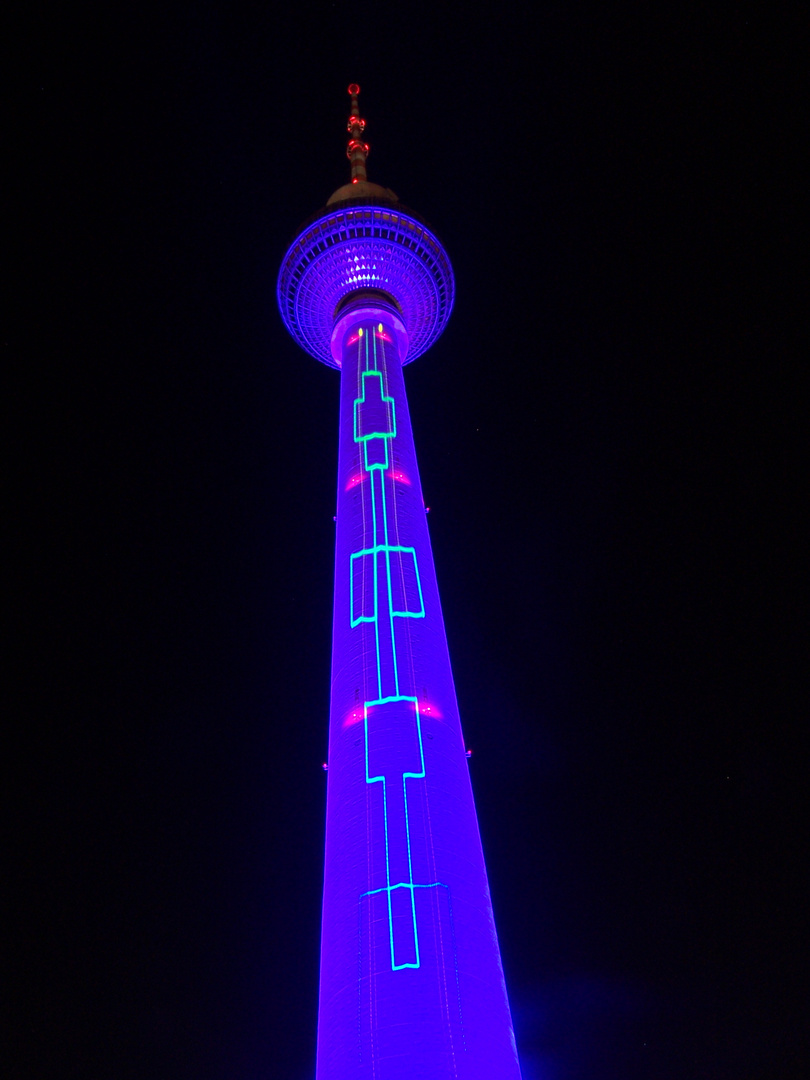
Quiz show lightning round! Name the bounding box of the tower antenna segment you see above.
[346,83,368,184]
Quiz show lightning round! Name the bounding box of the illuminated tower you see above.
[278,86,521,1080]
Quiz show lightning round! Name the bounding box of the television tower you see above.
[278,85,521,1080]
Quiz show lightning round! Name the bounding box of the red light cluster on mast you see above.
[346,83,368,184]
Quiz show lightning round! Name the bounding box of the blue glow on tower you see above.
[278,86,521,1080]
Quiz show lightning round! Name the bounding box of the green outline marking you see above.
[348,322,431,971]
[363,695,426,969]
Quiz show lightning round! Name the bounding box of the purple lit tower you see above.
[278,86,521,1079]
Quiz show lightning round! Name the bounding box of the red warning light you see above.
[347,83,360,96]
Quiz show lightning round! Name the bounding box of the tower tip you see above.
[347,83,360,96]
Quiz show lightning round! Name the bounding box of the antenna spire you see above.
[346,84,369,184]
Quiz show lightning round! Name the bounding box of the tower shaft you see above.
[317,301,521,1078]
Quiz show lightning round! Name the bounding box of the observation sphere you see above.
[277,191,454,368]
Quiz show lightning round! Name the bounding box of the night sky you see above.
[11,4,805,1079]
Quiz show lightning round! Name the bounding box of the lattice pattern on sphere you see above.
[278,205,454,367]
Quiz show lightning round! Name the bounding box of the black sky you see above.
[9,3,806,1078]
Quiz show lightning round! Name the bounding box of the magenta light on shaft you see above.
[278,87,521,1079]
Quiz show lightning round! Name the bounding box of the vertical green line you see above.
[402,778,419,962]
[381,466,399,697]
[381,776,394,968]
[379,323,388,396]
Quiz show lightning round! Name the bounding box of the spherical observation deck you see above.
[277,196,454,369]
